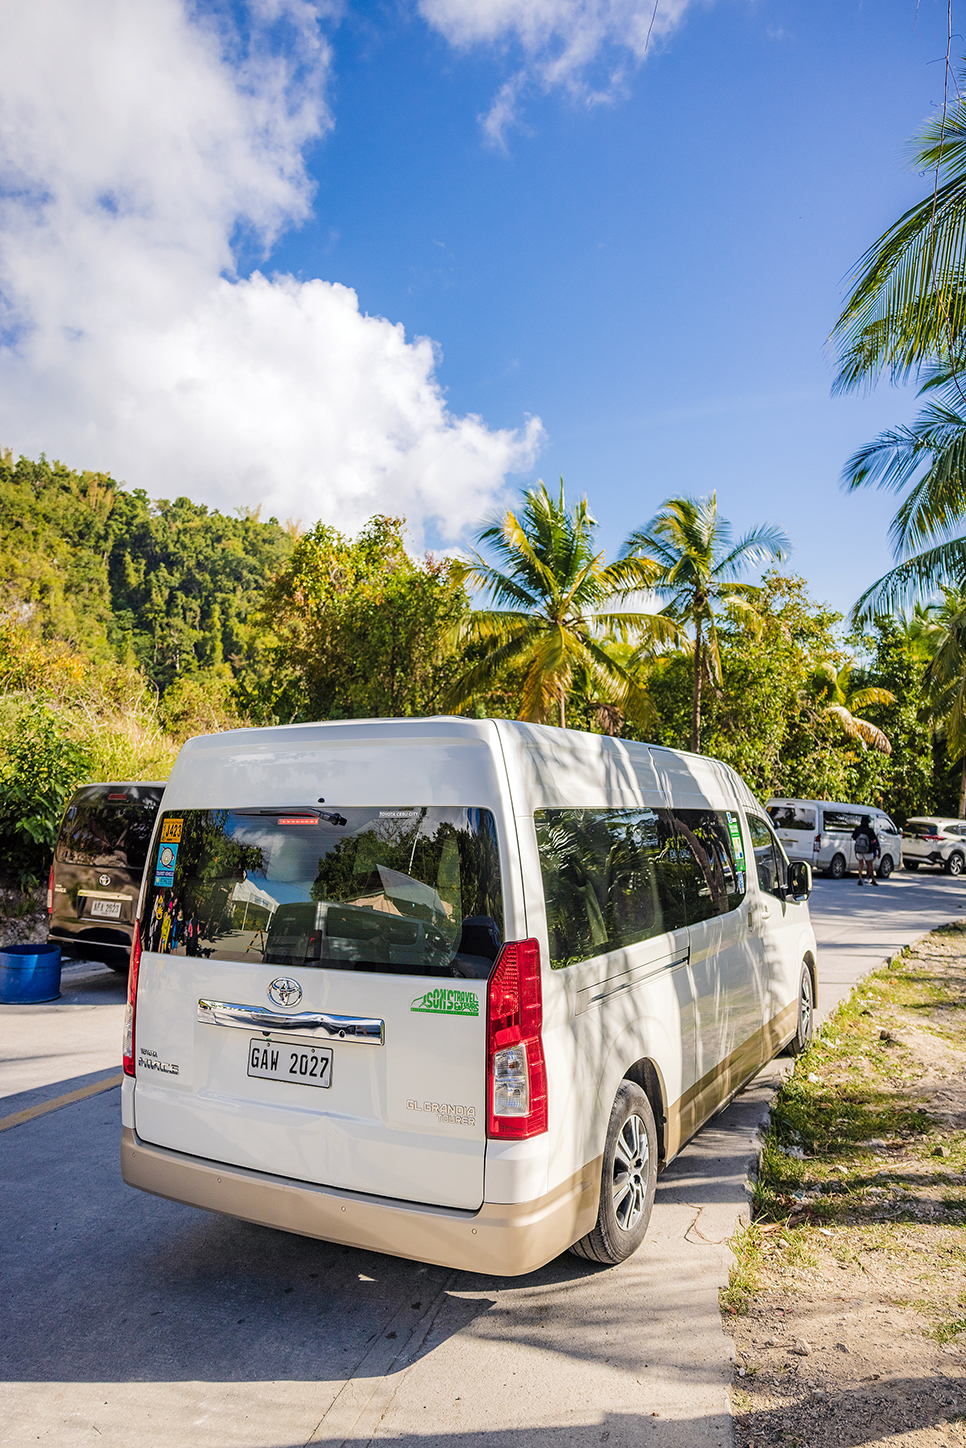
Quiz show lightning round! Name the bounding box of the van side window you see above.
[823,810,861,833]
[668,808,748,926]
[747,814,786,898]
[535,807,747,970]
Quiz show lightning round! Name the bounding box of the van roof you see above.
[168,717,760,815]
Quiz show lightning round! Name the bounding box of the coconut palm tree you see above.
[444,482,678,729]
[835,87,966,609]
[621,495,788,753]
[808,661,894,755]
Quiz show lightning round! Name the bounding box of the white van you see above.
[121,719,817,1275]
[766,798,901,879]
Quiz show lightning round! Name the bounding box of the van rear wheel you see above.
[828,853,847,879]
[570,1081,657,1266]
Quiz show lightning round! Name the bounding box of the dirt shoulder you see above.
[723,922,966,1447]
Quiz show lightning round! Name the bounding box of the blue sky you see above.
[0,0,958,618]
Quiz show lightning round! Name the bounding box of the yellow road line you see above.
[0,1073,123,1133]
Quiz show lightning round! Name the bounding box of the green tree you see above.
[260,515,467,723]
[446,482,675,728]
[643,573,845,799]
[860,615,936,823]
[902,589,966,814]
[806,660,894,754]
[0,700,93,885]
[622,495,788,752]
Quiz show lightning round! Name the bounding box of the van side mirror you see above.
[787,860,812,901]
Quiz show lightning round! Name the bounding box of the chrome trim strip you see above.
[576,950,690,1014]
[197,998,384,1044]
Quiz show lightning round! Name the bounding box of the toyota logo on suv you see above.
[268,977,302,1008]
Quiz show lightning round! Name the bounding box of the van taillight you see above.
[122,923,142,1077]
[814,834,821,851]
[486,938,548,1139]
[46,865,54,914]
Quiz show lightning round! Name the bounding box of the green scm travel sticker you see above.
[726,812,745,863]
[411,987,480,1017]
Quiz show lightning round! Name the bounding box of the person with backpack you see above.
[852,815,879,886]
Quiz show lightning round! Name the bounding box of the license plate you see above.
[247,1037,333,1088]
[90,899,122,919]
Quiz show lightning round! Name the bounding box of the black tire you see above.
[903,861,920,872]
[877,855,893,879]
[828,853,847,880]
[106,959,130,974]
[570,1081,658,1266]
[946,852,965,877]
[784,964,814,1057]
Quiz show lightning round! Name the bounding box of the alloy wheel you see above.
[612,1113,650,1232]
[800,971,812,1042]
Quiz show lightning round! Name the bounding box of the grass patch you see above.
[723,928,966,1318]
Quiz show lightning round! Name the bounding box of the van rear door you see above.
[131,798,508,1211]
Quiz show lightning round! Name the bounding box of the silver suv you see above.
[901,818,966,876]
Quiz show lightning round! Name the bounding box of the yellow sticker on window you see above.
[159,817,183,844]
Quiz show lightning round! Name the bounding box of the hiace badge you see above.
[154,818,183,887]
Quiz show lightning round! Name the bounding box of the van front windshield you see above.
[141,807,504,978]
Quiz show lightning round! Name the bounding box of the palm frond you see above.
[713,524,789,579]
[831,98,966,390]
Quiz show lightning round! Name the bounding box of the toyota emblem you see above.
[268,977,302,1008]
[98,874,111,886]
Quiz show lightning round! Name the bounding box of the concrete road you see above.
[1,874,962,1448]
[807,867,966,1021]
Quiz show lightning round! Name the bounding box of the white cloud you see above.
[0,0,541,541]
[418,0,697,145]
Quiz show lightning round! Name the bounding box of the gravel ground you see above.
[0,884,47,950]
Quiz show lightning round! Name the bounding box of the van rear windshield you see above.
[141,807,504,978]
[767,804,816,832]
[56,790,161,872]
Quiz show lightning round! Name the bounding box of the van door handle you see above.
[197,999,385,1044]
[747,906,757,932]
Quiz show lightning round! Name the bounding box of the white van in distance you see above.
[122,718,817,1275]
[766,798,901,880]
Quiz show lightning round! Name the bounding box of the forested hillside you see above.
[1,449,295,692]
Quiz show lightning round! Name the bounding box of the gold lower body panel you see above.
[121,1125,602,1277]
[664,1000,798,1161]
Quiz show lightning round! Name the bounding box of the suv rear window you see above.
[141,806,504,978]
[767,805,816,832]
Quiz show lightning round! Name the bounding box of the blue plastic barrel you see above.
[0,943,62,1003]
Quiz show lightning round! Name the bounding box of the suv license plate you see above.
[90,899,122,918]
[247,1037,333,1089]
